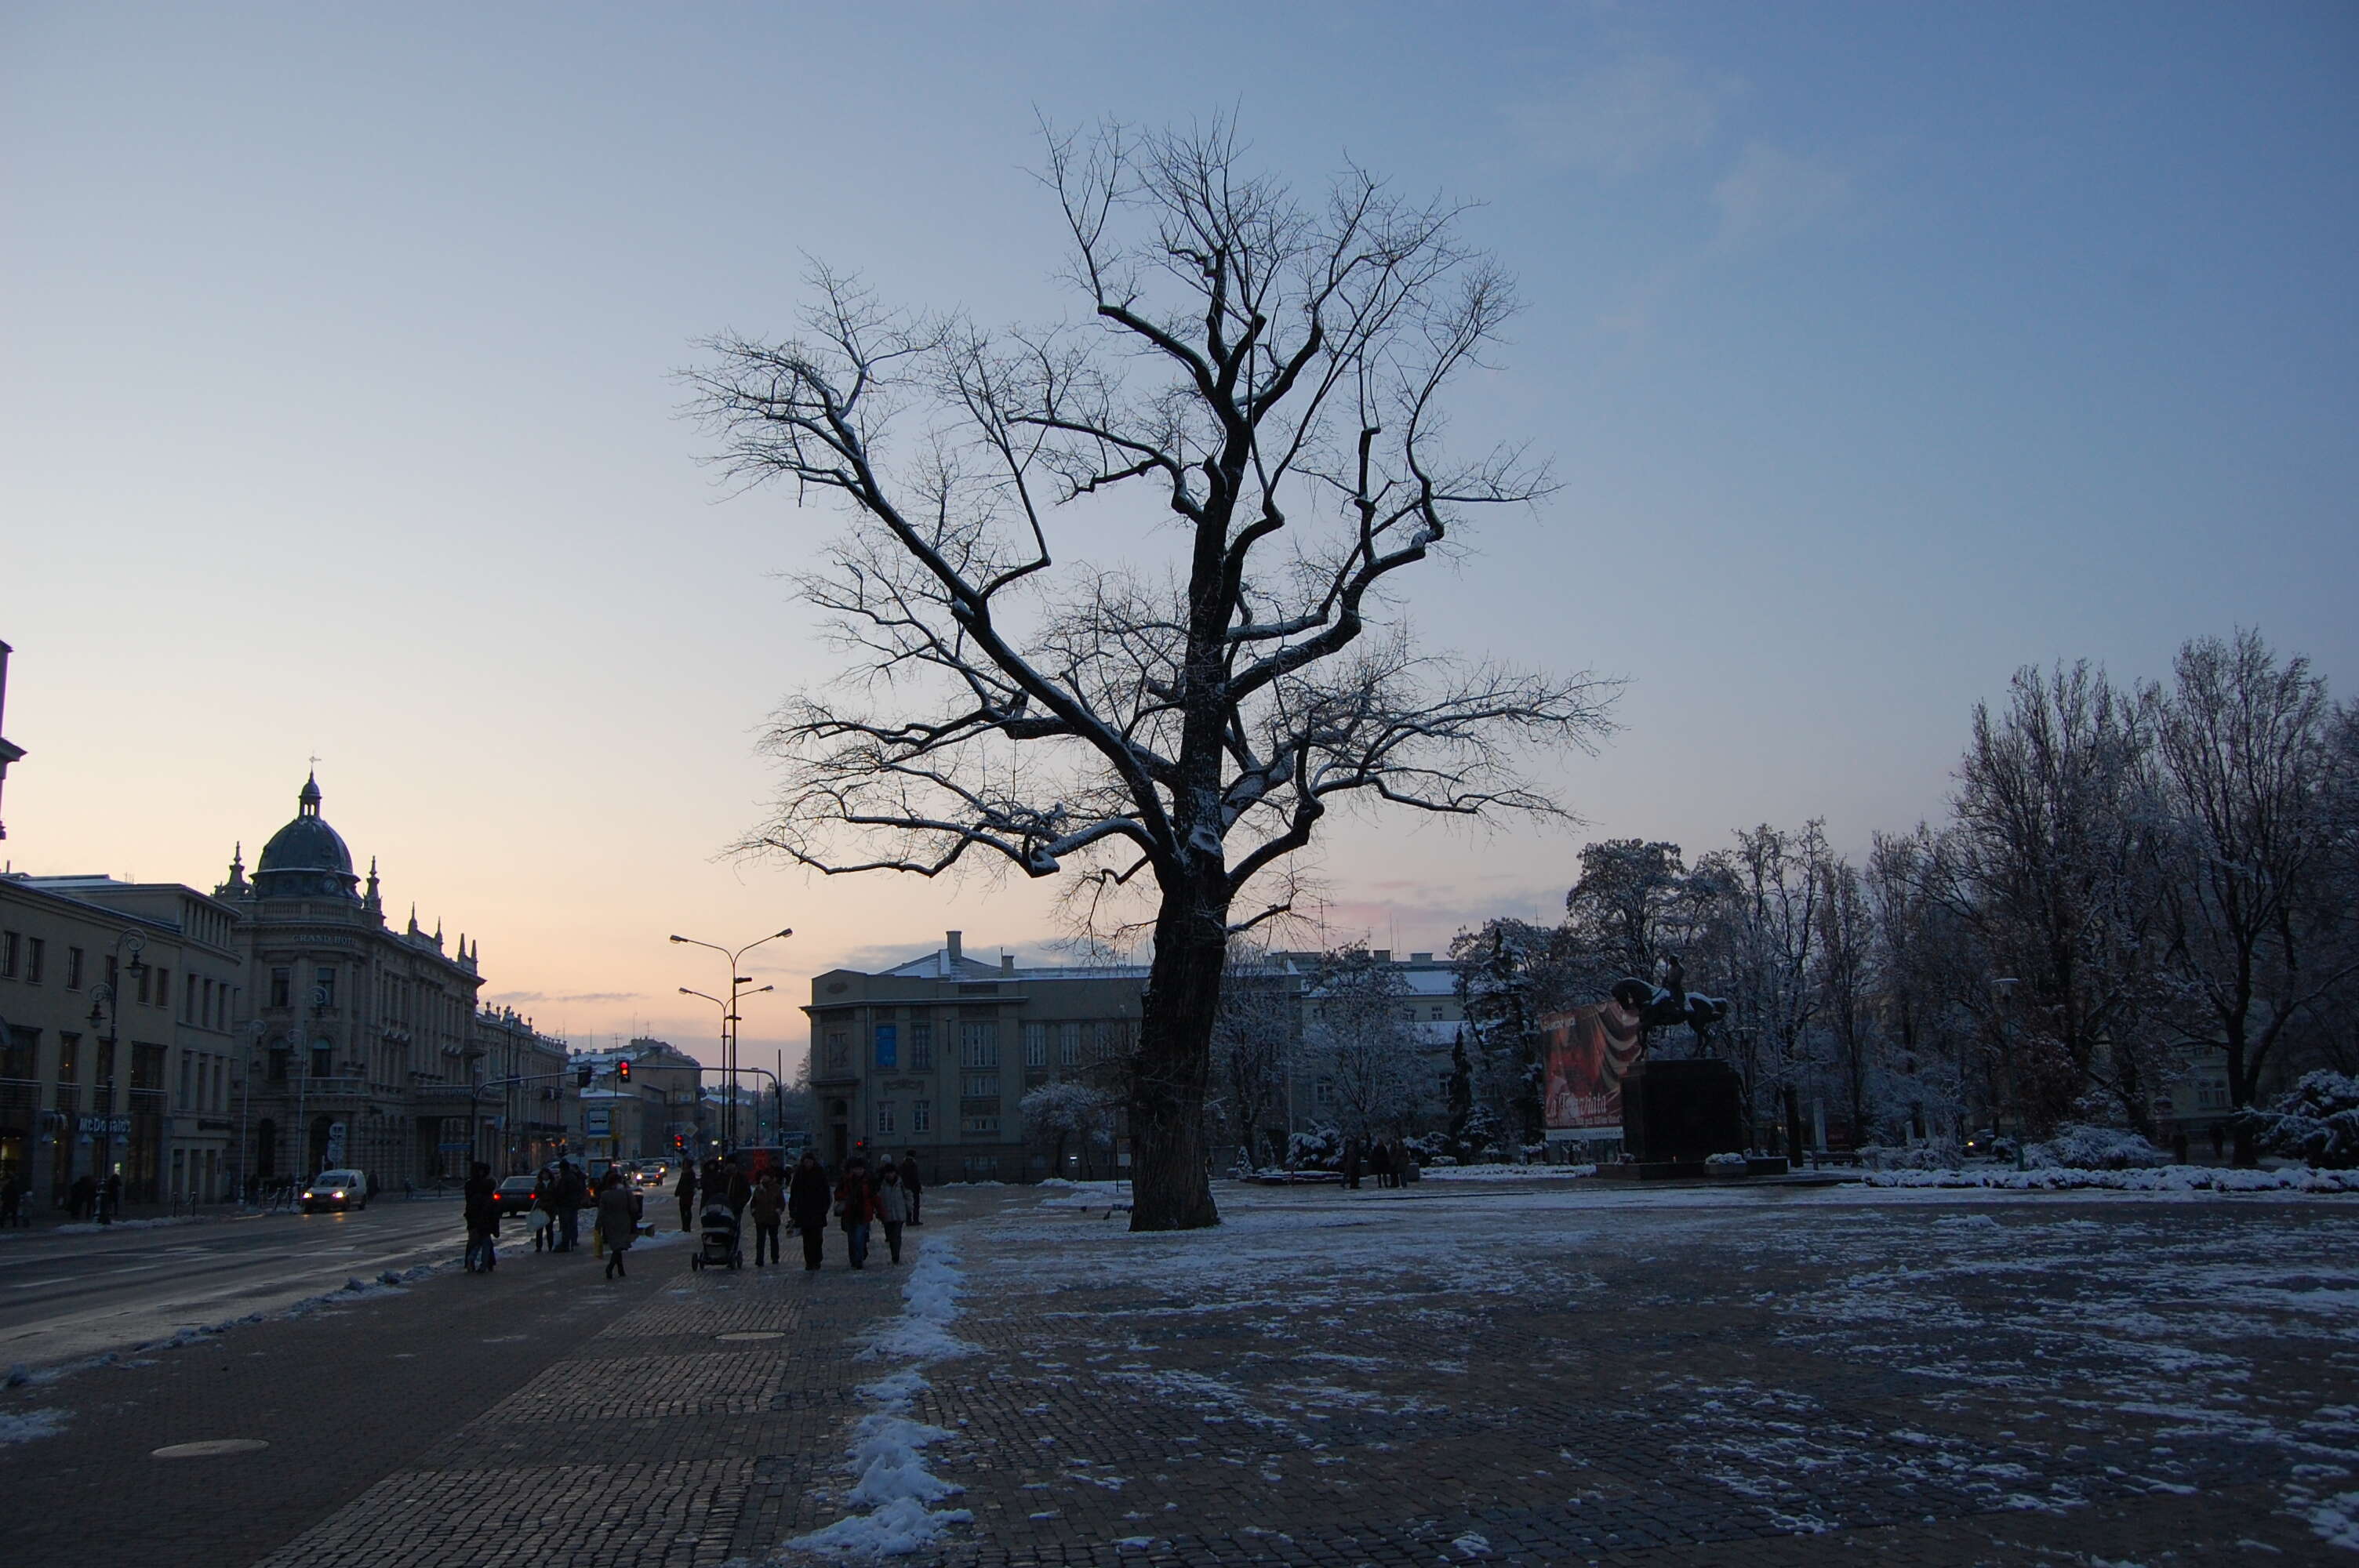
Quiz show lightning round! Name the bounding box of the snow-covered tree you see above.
[1020,1080,1117,1178]
[1448,916,1561,1146]
[1211,945,1299,1169]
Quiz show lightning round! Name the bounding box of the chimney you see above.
[1001,953,1016,975]
[946,931,962,964]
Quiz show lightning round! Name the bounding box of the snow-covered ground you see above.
[916,1176,2359,1562]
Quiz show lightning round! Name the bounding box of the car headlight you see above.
[302,1190,317,1200]
[329,1190,346,1199]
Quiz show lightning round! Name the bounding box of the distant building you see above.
[804,931,1147,1185]
[1283,950,1466,1134]
[0,873,246,1209]
[569,1036,703,1160]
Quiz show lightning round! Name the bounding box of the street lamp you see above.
[85,931,148,1223]
[681,984,775,1145]
[670,928,791,1149]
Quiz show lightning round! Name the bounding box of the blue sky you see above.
[5,3,2354,1060]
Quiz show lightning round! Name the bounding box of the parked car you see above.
[300,1168,369,1214]
[493,1174,540,1218]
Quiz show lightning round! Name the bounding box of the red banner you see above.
[1542,999,1645,1131]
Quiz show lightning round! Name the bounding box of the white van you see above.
[300,1168,369,1214]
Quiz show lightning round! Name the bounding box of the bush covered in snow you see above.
[1864,1163,2359,1193]
[2241,1071,2359,1169]
[1287,1126,1343,1171]
[1705,1152,1748,1170]
[2026,1123,2168,1171]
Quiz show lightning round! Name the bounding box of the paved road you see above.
[0,1200,473,1369]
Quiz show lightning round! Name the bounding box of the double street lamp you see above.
[84,931,149,1223]
[670,928,791,1149]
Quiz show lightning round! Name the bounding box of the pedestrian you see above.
[788,1152,831,1271]
[834,1156,878,1271]
[674,1163,697,1234]
[596,1171,639,1280]
[877,1162,910,1265]
[1369,1138,1394,1190]
[463,1161,500,1273]
[0,1170,21,1228]
[726,1159,752,1218]
[557,1160,587,1252]
[101,1171,122,1222]
[898,1151,924,1225]
[748,1168,785,1266]
[1341,1138,1362,1191]
[69,1173,95,1222]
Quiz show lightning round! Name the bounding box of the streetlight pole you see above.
[85,931,148,1223]
[235,1019,264,1206]
[669,929,791,1150]
[681,984,773,1147]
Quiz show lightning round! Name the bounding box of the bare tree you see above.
[1210,943,1299,1169]
[2145,631,2359,1162]
[1693,822,1830,1154]
[1307,947,1425,1140]
[1020,1080,1117,1178]
[1448,916,1561,1148]
[1936,662,2164,1134]
[691,118,1615,1229]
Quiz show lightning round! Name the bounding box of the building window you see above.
[1058,1022,1080,1068]
[55,1033,78,1086]
[66,947,84,989]
[874,1023,897,1070]
[0,931,16,978]
[960,1021,998,1069]
[908,1022,932,1072]
[1313,1076,1333,1111]
[1023,1022,1048,1069]
[1431,1007,1444,1020]
[961,1073,998,1100]
[960,1116,1001,1137]
[314,967,336,1008]
[878,1100,897,1135]
[2,1025,35,1080]
[270,967,291,1009]
[961,1155,1000,1178]
[913,1098,931,1134]
[24,938,43,984]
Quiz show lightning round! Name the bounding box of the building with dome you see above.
[206,773,567,1188]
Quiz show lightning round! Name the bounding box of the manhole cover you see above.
[714,1330,784,1342]
[152,1439,271,1458]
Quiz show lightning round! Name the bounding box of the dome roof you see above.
[253,773,360,900]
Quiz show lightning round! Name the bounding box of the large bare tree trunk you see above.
[1129,879,1226,1229]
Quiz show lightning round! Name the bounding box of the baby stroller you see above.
[691,1199,742,1271]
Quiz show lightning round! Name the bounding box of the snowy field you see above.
[834,1177,2359,1566]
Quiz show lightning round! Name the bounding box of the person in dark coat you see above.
[596,1170,640,1279]
[673,1164,697,1234]
[787,1152,832,1271]
[834,1156,878,1270]
[463,1162,500,1272]
[747,1169,785,1266]
[900,1152,925,1225]
[555,1160,587,1252]
[1368,1138,1394,1189]
[725,1159,753,1218]
[1340,1139,1363,1191]
[69,1173,96,1222]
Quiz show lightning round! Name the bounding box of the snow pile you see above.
[1421,1163,1597,1182]
[2309,1489,2359,1551]
[49,1215,202,1236]
[2026,1124,2168,1171]
[0,1407,67,1445]
[784,1236,974,1559]
[1862,1163,2359,1193]
[1706,1153,1749,1171]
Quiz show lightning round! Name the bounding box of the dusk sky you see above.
[6,3,2354,1074]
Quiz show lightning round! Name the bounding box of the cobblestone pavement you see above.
[5,1182,2354,1566]
[818,1181,2359,1567]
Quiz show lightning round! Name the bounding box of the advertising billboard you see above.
[1541,998,1645,1134]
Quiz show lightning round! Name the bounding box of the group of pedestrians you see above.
[461,1149,929,1279]
[1339,1136,1416,1190]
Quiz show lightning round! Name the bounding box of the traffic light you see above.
[673,1132,685,1151]
[576,1065,591,1088]
[616,1058,631,1083]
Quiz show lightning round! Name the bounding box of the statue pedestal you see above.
[1619,1058,1748,1163]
